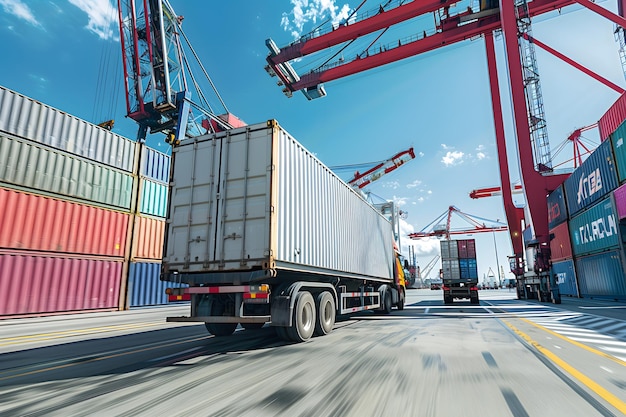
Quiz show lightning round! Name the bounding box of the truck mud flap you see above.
[271,295,291,327]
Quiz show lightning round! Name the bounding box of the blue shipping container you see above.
[547,184,568,228]
[140,178,169,217]
[569,196,619,256]
[564,139,618,216]
[552,259,578,297]
[575,250,626,300]
[459,258,478,279]
[128,262,188,307]
[142,146,170,184]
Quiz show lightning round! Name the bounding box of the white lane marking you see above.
[600,366,615,374]
[579,306,626,310]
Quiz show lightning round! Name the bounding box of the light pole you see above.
[493,230,501,287]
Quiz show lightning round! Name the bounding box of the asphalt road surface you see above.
[1,289,625,417]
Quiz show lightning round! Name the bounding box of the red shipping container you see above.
[0,252,122,316]
[550,222,573,262]
[132,215,165,260]
[0,187,128,256]
[599,91,626,141]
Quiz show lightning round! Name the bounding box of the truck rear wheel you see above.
[205,322,237,337]
[314,291,335,336]
[396,289,405,311]
[286,291,316,342]
[381,290,392,314]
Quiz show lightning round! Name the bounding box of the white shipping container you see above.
[164,120,394,282]
[0,85,136,172]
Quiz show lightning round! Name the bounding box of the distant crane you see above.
[408,206,508,240]
[346,147,415,189]
[117,0,244,143]
[418,255,440,280]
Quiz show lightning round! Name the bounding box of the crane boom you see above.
[348,147,416,189]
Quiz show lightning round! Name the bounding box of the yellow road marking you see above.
[518,317,626,367]
[504,319,626,415]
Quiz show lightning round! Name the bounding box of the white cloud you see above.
[0,0,40,26]
[441,143,453,150]
[382,180,400,189]
[393,196,409,207]
[418,151,425,157]
[476,144,485,151]
[410,237,440,256]
[476,152,486,160]
[442,151,464,166]
[68,0,117,40]
[282,0,352,39]
[406,179,422,189]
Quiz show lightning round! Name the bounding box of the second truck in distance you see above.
[440,239,479,304]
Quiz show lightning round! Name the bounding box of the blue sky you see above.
[1,0,624,283]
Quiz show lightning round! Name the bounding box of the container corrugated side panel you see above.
[549,221,572,262]
[128,262,187,307]
[0,133,133,209]
[569,196,619,256]
[598,91,626,141]
[132,215,165,260]
[564,139,618,216]
[458,240,468,258]
[466,240,476,259]
[547,184,568,228]
[0,252,122,316]
[270,124,393,279]
[139,178,168,217]
[0,86,135,171]
[440,241,450,259]
[575,250,626,299]
[442,259,460,279]
[552,259,578,296]
[0,187,128,256]
[614,183,626,219]
[142,146,170,183]
[610,122,626,183]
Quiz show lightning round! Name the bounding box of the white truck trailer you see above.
[163,120,407,342]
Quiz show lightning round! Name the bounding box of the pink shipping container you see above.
[132,215,165,260]
[549,221,573,262]
[0,187,128,256]
[0,252,122,316]
[599,91,626,141]
[614,183,626,220]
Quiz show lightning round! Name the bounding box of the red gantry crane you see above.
[347,147,416,189]
[408,205,508,240]
[265,0,626,301]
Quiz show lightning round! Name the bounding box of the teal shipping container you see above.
[139,178,169,217]
[611,120,626,183]
[552,259,578,297]
[128,262,187,307]
[575,250,626,299]
[0,133,133,209]
[564,139,618,216]
[569,196,619,256]
[142,146,170,184]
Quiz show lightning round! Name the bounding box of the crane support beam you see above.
[523,34,625,94]
[269,0,458,64]
[573,0,626,28]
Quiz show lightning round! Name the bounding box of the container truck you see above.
[440,239,479,304]
[162,120,407,342]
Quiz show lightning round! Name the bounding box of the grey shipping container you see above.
[0,133,133,209]
[564,139,618,216]
[441,259,461,279]
[569,196,619,256]
[552,259,578,297]
[163,120,394,282]
[0,85,136,172]
[440,240,459,260]
[575,250,626,299]
[547,184,568,229]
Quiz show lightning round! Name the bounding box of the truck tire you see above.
[204,298,237,336]
[286,291,316,342]
[396,289,405,311]
[275,326,290,341]
[470,294,479,305]
[205,322,237,337]
[314,291,336,336]
[444,295,453,305]
[381,290,393,314]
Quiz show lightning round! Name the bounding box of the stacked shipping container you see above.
[0,85,177,317]
[549,97,626,301]
[441,239,478,280]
